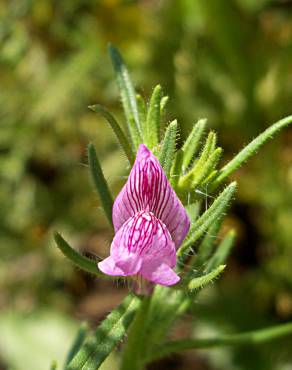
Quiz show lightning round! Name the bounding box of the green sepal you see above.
[66,293,141,370]
[145,85,162,148]
[54,233,106,278]
[188,264,226,291]
[89,105,135,165]
[178,182,237,256]
[158,120,178,178]
[87,143,113,227]
[108,44,142,148]
[182,118,207,171]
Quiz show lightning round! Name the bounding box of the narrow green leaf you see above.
[120,297,151,370]
[160,95,169,117]
[146,321,292,363]
[170,149,184,188]
[66,293,141,370]
[201,169,218,186]
[159,120,178,178]
[54,232,105,278]
[87,143,113,226]
[182,119,207,170]
[185,202,201,224]
[89,105,135,165]
[178,182,237,256]
[211,115,292,189]
[192,147,222,188]
[136,94,147,132]
[179,131,216,189]
[108,44,142,147]
[205,229,237,273]
[188,264,226,291]
[64,323,89,368]
[194,218,223,269]
[145,85,162,147]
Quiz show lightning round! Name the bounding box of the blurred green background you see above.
[0,0,292,369]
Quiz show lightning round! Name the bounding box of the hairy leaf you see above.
[182,119,207,170]
[54,233,105,278]
[178,182,237,256]
[159,120,178,178]
[211,115,292,189]
[188,264,226,291]
[66,293,141,370]
[64,323,89,368]
[88,143,113,226]
[145,85,162,147]
[108,44,142,147]
[89,105,135,165]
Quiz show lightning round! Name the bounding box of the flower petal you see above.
[100,211,178,285]
[140,262,180,286]
[98,256,127,276]
[113,144,190,247]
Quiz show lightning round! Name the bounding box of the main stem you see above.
[120,295,151,370]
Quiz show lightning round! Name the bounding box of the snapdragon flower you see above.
[98,144,190,286]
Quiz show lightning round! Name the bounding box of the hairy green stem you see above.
[120,296,151,370]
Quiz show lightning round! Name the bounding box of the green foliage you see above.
[64,323,89,368]
[87,143,114,227]
[145,85,162,148]
[146,321,292,363]
[89,105,135,165]
[194,218,223,269]
[205,229,237,273]
[54,233,105,278]
[66,293,140,370]
[182,119,207,171]
[188,265,226,291]
[158,119,178,178]
[210,115,292,189]
[120,297,151,370]
[178,182,237,256]
[108,45,142,148]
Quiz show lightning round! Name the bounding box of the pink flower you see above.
[98,144,190,286]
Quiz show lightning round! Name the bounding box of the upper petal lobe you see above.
[112,144,190,248]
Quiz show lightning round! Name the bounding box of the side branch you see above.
[146,321,292,363]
